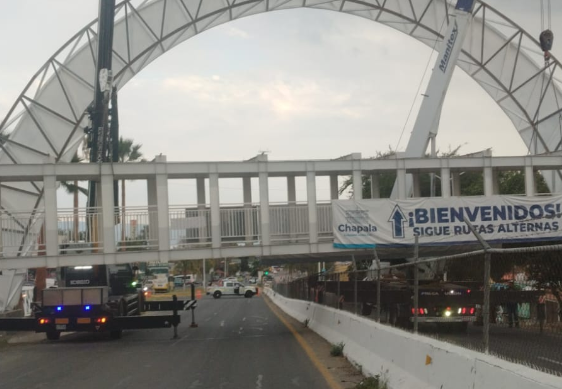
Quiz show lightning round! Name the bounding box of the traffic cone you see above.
[196,288,202,299]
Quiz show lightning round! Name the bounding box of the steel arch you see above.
[1,0,561,256]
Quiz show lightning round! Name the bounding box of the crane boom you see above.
[391,0,475,199]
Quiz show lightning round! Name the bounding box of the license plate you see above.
[55,318,69,324]
[77,318,91,324]
[56,324,66,330]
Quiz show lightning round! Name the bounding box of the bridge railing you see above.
[58,207,104,253]
[169,206,212,249]
[1,202,334,256]
[1,209,45,257]
[270,203,310,244]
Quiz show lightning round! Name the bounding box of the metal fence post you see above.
[353,255,358,315]
[375,249,381,323]
[337,272,341,310]
[414,236,419,334]
[483,251,491,354]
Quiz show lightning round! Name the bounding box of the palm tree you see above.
[60,152,88,241]
[118,137,143,242]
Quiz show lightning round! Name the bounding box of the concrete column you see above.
[101,173,116,254]
[525,165,535,197]
[243,176,253,242]
[441,168,451,198]
[307,171,318,244]
[484,167,494,197]
[370,174,380,199]
[397,169,407,200]
[287,175,296,205]
[492,170,500,195]
[329,175,339,200]
[243,177,252,205]
[353,170,362,200]
[147,178,159,244]
[259,172,270,246]
[196,177,206,206]
[412,173,421,198]
[209,173,221,249]
[196,177,207,243]
[452,172,461,196]
[148,155,170,252]
[43,175,58,257]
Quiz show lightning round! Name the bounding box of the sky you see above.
[0,0,560,208]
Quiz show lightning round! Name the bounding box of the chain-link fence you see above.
[272,244,562,376]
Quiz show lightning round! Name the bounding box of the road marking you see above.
[256,374,263,389]
[262,295,341,389]
[243,317,246,321]
[239,327,244,334]
[538,357,562,366]
[220,320,225,327]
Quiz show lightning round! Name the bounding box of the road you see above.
[0,295,337,389]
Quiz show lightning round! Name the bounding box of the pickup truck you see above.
[207,281,258,298]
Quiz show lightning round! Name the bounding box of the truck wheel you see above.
[46,331,60,341]
[213,291,222,299]
[244,291,254,298]
[110,330,123,339]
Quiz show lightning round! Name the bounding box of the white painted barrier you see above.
[264,288,562,389]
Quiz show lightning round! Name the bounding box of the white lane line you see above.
[239,327,243,334]
[256,374,263,389]
[538,357,562,366]
[242,317,246,322]
[220,320,225,327]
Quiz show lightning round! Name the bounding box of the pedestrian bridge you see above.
[1,152,561,270]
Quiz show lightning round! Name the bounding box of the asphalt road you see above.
[0,295,333,389]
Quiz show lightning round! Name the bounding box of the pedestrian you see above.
[506,281,519,328]
[537,294,546,334]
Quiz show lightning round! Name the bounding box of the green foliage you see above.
[355,375,389,389]
[339,146,551,198]
[330,342,345,357]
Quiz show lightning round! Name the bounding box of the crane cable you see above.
[532,0,558,155]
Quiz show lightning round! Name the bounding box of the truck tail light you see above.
[411,308,416,315]
[462,307,467,315]
[96,317,107,324]
[38,318,50,325]
[419,308,424,315]
[470,307,475,315]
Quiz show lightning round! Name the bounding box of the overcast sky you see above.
[0,0,560,208]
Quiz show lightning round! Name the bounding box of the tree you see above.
[60,152,88,241]
[118,137,143,242]
[339,146,550,198]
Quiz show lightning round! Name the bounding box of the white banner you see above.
[333,195,562,249]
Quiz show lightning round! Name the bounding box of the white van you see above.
[174,274,196,286]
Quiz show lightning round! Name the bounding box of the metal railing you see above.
[273,244,562,377]
[115,206,158,251]
[58,207,104,253]
[1,210,45,257]
[270,203,309,243]
[169,206,212,249]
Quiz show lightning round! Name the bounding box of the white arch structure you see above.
[1,0,562,255]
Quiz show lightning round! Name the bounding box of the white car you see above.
[207,281,258,298]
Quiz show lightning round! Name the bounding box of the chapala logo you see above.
[337,209,377,234]
[389,205,407,238]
